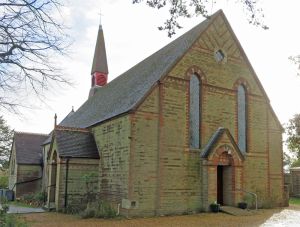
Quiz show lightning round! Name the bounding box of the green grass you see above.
[0,214,29,227]
[289,197,300,205]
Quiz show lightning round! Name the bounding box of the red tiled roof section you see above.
[14,132,48,165]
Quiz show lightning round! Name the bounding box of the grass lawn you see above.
[289,197,300,205]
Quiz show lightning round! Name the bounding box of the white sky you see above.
[3,0,300,136]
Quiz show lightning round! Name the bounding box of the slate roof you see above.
[91,25,108,75]
[14,132,48,165]
[54,127,99,159]
[42,133,52,146]
[201,127,245,160]
[60,11,220,128]
[59,109,75,126]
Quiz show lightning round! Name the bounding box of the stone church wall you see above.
[92,116,131,211]
[129,74,203,216]
[15,164,42,198]
[167,13,283,208]
[129,87,160,216]
[55,158,98,211]
[127,13,284,215]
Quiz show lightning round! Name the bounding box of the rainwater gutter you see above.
[64,157,70,209]
[12,176,42,191]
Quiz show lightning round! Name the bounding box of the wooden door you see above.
[217,165,223,205]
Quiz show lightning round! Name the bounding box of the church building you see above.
[9,132,48,198]
[11,9,285,217]
[56,9,285,216]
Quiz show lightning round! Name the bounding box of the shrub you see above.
[95,201,117,218]
[33,192,46,202]
[0,195,8,205]
[80,201,117,219]
[242,194,254,208]
[80,205,96,219]
[0,176,8,188]
[22,194,34,202]
[20,192,46,207]
[2,204,9,213]
[0,195,28,226]
[0,214,29,227]
[64,205,84,215]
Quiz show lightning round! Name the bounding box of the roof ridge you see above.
[60,10,221,128]
[15,131,48,136]
[107,10,222,87]
[55,125,89,133]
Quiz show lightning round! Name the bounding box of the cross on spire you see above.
[98,9,103,25]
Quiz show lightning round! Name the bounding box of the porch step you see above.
[220,206,256,216]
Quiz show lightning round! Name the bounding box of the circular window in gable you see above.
[214,49,227,63]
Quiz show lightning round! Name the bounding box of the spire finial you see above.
[54,113,57,127]
[71,106,74,112]
[98,9,103,26]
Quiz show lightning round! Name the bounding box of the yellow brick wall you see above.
[16,165,42,198]
[129,13,283,215]
[42,143,51,193]
[129,87,160,216]
[9,141,42,198]
[56,158,99,210]
[93,116,131,208]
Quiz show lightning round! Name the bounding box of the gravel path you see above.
[16,205,300,227]
[6,205,45,214]
[261,208,300,226]
[21,208,290,227]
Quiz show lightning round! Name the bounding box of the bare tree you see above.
[132,0,268,37]
[286,114,300,159]
[133,1,300,77]
[289,55,300,76]
[0,115,13,168]
[0,0,70,112]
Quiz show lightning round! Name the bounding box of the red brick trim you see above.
[185,66,205,149]
[233,78,251,92]
[185,65,207,84]
[208,145,243,167]
[54,125,89,133]
[205,144,244,206]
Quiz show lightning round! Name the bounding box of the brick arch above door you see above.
[201,127,245,167]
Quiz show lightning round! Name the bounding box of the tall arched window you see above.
[237,85,247,152]
[190,74,201,148]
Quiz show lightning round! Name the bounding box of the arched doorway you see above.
[203,143,244,208]
[216,151,234,205]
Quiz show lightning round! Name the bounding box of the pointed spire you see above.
[91,25,108,83]
[89,24,109,98]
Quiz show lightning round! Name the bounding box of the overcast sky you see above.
[3,0,300,136]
